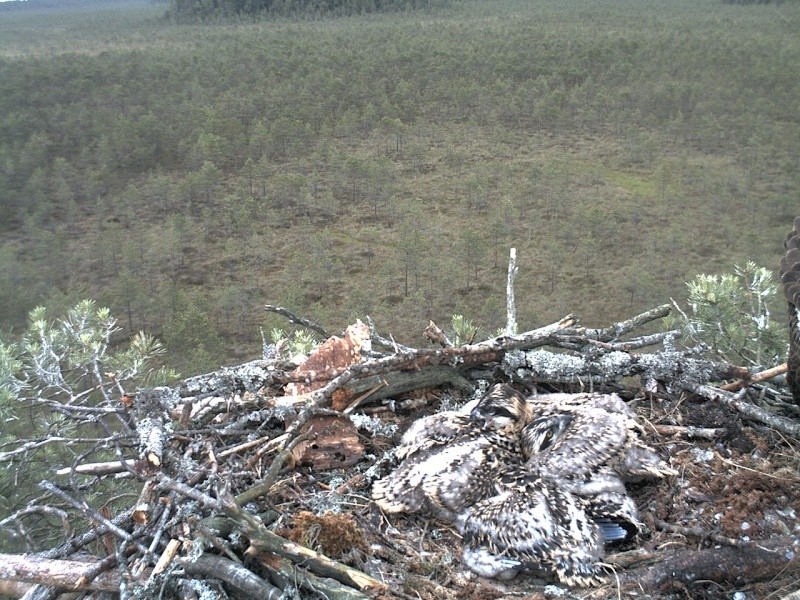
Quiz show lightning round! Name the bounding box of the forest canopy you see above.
[0,0,797,377]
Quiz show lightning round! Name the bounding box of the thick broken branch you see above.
[234,505,384,595]
[504,347,741,389]
[619,536,800,592]
[720,362,789,392]
[267,365,473,409]
[280,315,575,386]
[581,303,672,341]
[179,553,282,599]
[0,554,127,592]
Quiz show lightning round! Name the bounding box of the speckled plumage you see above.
[460,394,673,586]
[780,216,800,404]
[371,384,531,518]
[459,473,608,586]
[373,388,674,587]
[522,392,676,482]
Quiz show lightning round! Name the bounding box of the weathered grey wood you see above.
[179,554,282,599]
[0,555,122,592]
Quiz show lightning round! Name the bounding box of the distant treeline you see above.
[0,0,158,12]
[722,0,783,4]
[167,0,441,21]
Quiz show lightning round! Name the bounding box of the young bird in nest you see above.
[459,471,611,587]
[459,393,675,586]
[371,383,532,519]
[522,392,677,484]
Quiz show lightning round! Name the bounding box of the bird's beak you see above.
[470,408,488,427]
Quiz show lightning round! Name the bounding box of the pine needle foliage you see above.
[672,262,787,368]
[0,301,176,547]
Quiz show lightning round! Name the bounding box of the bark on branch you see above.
[618,536,800,592]
[0,554,127,592]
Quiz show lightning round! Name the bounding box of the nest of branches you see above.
[1,302,800,600]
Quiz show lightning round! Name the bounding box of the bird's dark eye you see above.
[485,406,516,419]
[539,429,555,450]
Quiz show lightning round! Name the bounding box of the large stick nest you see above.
[1,306,800,600]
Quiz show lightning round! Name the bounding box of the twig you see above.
[39,481,142,551]
[652,425,725,440]
[264,305,330,338]
[238,433,312,505]
[366,316,415,353]
[35,509,136,560]
[720,362,788,392]
[584,331,680,352]
[0,437,113,462]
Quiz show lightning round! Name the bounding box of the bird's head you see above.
[519,413,573,459]
[469,384,531,433]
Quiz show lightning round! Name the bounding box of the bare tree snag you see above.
[506,247,518,335]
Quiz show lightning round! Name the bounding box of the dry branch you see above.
[264,304,331,338]
[506,247,518,335]
[179,553,283,599]
[504,346,742,389]
[619,536,800,592]
[54,459,137,477]
[581,303,672,341]
[225,502,385,595]
[267,365,473,409]
[156,475,386,596]
[652,424,725,440]
[690,384,800,438]
[720,362,789,392]
[0,554,127,593]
